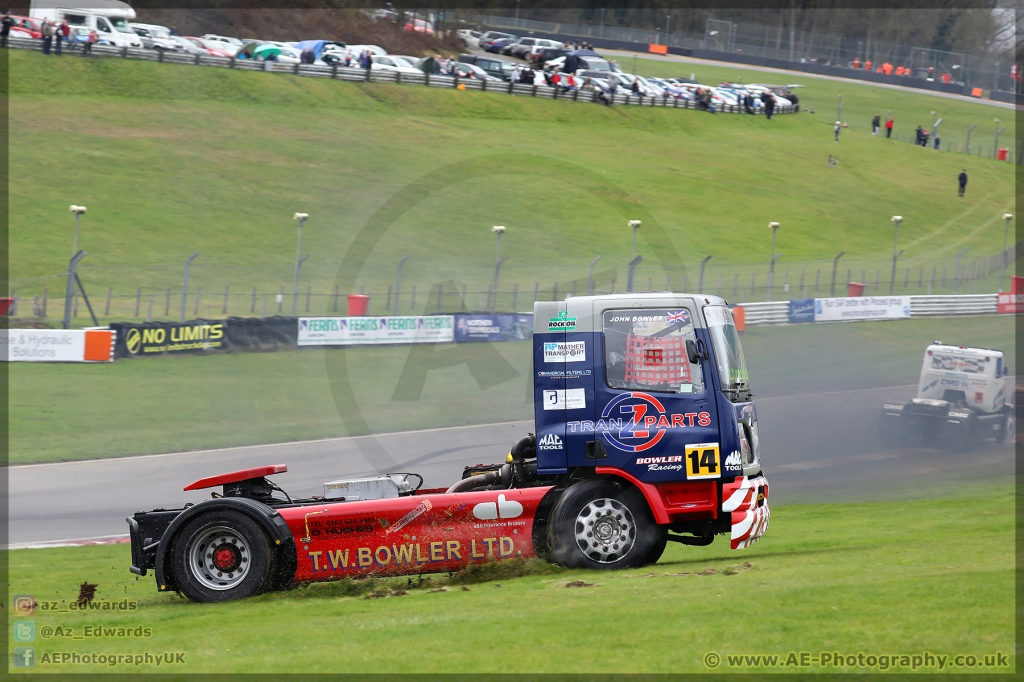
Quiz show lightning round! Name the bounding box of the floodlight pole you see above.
[69,205,86,257]
[63,250,86,329]
[181,252,198,322]
[889,216,902,294]
[830,251,845,297]
[587,255,602,295]
[292,213,308,316]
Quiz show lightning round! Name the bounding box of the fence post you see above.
[104,287,112,315]
[251,286,257,313]
[223,286,229,314]
[147,295,154,321]
[846,269,851,287]
[461,284,468,307]
[533,282,539,302]
[386,284,393,311]
[164,288,171,316]
[42,289,48,318]
[278,286,284,313]
[134,288,141,317]
[194,287,201,315]
[512,283,518,309]
[485,284,493,310]
[410,284,416,310]
[306,285,311,313]
[553,282,559,300]
[262,294,267,318]
[333,285,339,312]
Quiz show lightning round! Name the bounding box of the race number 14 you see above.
[684,443,721,479]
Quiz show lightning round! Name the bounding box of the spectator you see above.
[57,18,69,55]
[1,11,13,48]
[834,120,841,142]
[871,114,880,135]
[763,92,776,119]
[885,116,894,138]
[915,126,923,145]
[169,26,178,36]
[82,28,95,56]
[743,92,755,114]
[510,64,521,84]
[958,169,968,197]
[41,19,54,54]
[788,90,799,112]
[933,134,941,150]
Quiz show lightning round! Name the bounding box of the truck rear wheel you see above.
[170,510,276,603]
[547,479,657,570]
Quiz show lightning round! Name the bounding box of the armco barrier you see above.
[737,294,1000,326]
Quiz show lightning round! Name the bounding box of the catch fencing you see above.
[5,36,795,115]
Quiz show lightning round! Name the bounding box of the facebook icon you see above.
[13,646,35,668]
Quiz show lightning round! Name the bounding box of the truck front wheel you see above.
[547,479,658,570]
[169,510,276,603]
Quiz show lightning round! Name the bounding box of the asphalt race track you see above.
[7,382,1014,547]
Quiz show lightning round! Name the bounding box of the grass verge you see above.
[6,484,1013,673]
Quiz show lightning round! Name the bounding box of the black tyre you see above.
[170,510,276,603]
[547,479,658,570]
[640,527,668,566]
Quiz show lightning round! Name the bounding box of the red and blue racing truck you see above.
[128,293,769,602]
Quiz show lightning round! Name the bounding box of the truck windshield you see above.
[704,306,750,395]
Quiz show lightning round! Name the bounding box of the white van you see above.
[30,0,142,48]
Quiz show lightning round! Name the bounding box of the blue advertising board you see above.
[454,314,533,342]
[788,298,815,323]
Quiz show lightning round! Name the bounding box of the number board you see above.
[684,442,721,480]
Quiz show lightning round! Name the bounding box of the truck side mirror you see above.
[685,339,700,364]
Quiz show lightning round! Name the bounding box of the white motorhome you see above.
[29,0,142,48]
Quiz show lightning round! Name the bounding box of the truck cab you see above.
[532,293,767,561]
[880,342,1014,448]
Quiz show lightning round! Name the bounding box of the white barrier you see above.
[2,329,116,362]
[737,294,1003,326]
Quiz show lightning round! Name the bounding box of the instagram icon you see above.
[13,595,35,616]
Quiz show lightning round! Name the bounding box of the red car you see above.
[10,15,42,39]
[183,36,232,57]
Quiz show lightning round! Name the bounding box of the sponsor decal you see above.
[723,450,742,468]
[788,298,815,323]
[124,323,224,355]
[384,499,432,536]
[635,455,683,472]
[883,404,905,411]
[571,391,712,453]
[547,311,577,332]
[538,433,563,450]
[947,411,970,419]
[542,388,586,410]
[931,353,986,374]
[703,306,735,327]
[974,391,984,403]
[543,341,586,362]
[537,369,593,380]
[684,442,721,480]
[472,494,524,521]
[306,536,520,572]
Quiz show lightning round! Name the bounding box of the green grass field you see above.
[7,49,1016,325]
[10,314,1013,464]
[6,485,1013,673]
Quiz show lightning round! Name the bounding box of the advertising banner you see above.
[997,293,1023,314]
[297,316,455,346]
[454,314,534,342]
[112,320,228,357]
[2,329,115,362]
[788,298,815,323]
[814,296,911,322]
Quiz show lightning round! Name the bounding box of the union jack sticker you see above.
[667,310,689,324]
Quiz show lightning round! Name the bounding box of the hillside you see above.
[8,49,1015,320]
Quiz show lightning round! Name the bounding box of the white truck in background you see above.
[29,0,142,48]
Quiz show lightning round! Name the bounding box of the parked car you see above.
[404,18,433,35]
[451,61,502,82]
[201,34,242,55]
[478,30,515,45]
[169,35,206,55]
[10,15,42,39]
[371,54,421,75]
[510,37,562,59]
[182,36,232,57]
[529,46,568,67]
[458,53,514,81]
[482,37,515,53]
[130,23,179,51]
[456,29,481,48]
